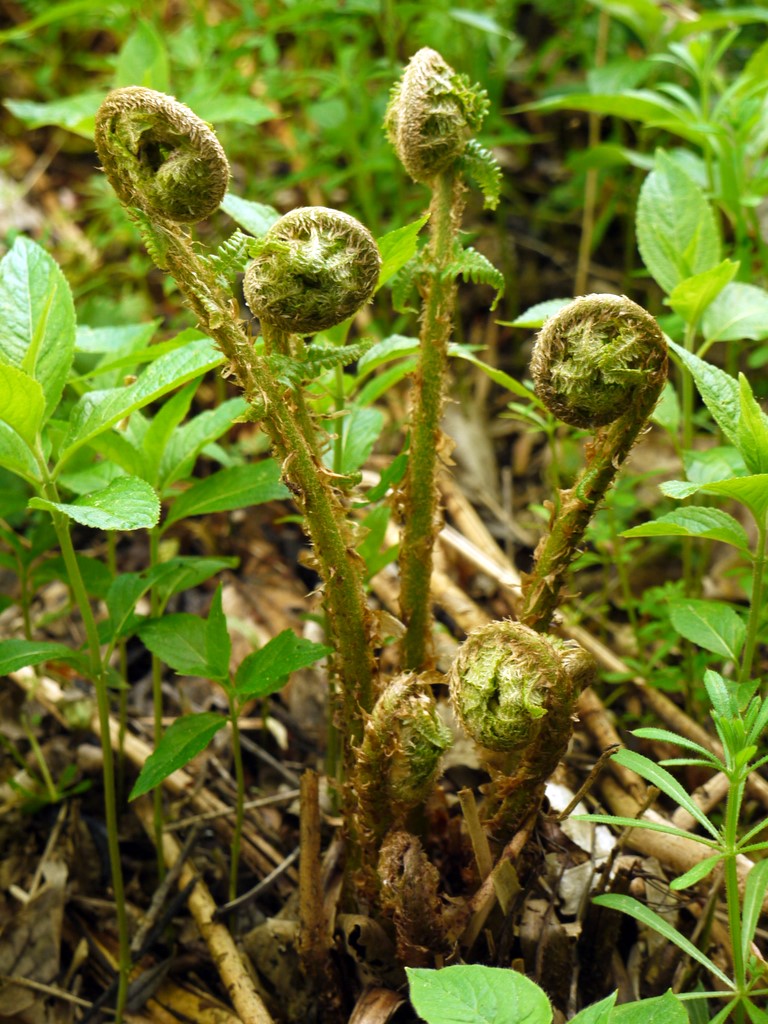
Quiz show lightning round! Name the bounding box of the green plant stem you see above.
[399,171,464,670]
[227,688,245,904]
[724,772,747,1022]
[36,457,130,1022]
[520,407,651,632]
[739,517,767,683]
[148,527,166,880]
[21,714,58,803]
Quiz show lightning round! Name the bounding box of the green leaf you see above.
[406,965,553,1024]
[450,348,539,403]
[612,748,721,839]
[0,422,40,482]
[128,711,227,800]
[377,215,430,289]
[220,194,280,237]
[668,854,722,891]
[591,895,732,988]
[667,260,738,325]
[141,379,199,487]
[622,507,750,552]
[137,613,216,678]
[60,336,224,466]
[502,298,573,329]
[114,19,170,92]
[158,396,247,490]
[332,406,383,476]
[29,476,160,531]
[0,639,82,674]
[701,475,768,521]
[609,991,689,1024]
[448,247,504,308]
[668,339,741,447]
[736,373,768,475]
[516,90,691,132]
[590,0,665,44]
[701,282,768,343]
[0,236,76,418]
[194,95,275,126]
[571,814,718,847]
[0,364,45,447]
[234,630,332,699]
[4,92,104,138]
[206,585,231,683]
[76,322,160,355]
[636,151,720,294]
[569,991,617,1024]
[163,460,289,528]
[632,727,723,765]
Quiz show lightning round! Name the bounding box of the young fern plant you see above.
[94,86,381,847]
[385,48,503,671]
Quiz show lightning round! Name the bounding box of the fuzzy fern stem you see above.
[399,170,465,669]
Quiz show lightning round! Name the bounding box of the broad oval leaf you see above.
[569,991,617,1024]
[137,613,216,679]
[407,964,553,1024]
[702,282,768,344]
[163,460,289,529]
[376,214,430,289]
[637,151,720,295]
[668,260,738,325]
[668,598,746,661]
[622,506,750,551]
[235,630,332,699]
[0,236,75,418]
[29,476,160,531]
[0,638,83,674]
[60,335,224,466]
[609,991,689,1024]
[129,711,227,800]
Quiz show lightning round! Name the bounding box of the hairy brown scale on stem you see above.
[94,87,229,224]
[531,293,668,429]
[243,207,381,335]
[384,47,489,185]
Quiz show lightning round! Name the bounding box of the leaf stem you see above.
[36,456,130,1022]
[739,515,767,683]
[227,687,245,904]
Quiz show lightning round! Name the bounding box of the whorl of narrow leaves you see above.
[94,87,229,224]
[243,207,382,335]
[385,47,490,185]
[448,620,594,755]
[531,293,668,430]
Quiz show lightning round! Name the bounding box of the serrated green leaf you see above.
[406,965,553,1024]
[0,364,45,447]
[668,339,741,447]
[377,215,430,289]
[659,479,703,499]
[129,711,227,800]
[60,336,224,466]
[0,236,76,418]
[736,373,768,475]
[622,507,750,551]
[75,322,160,355]
[637,151,720,294]
[684,446,747,485]
[448,246,504,308]
[591,895,732,988]
[612,748,721,839]
[114,19,169,92]
[163,460,288,528]
[702,282,768,344]
[137,613,216,678]
[234,629,332,699]
[701,474,768,521]
[158,396,247,490]
[503,298,573,329]
[141,379,199,487]
[220,194,280,236]
[29,476,160,531]
[669,854,722,891]
[0,638,82,674]
[668,260,738,324]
